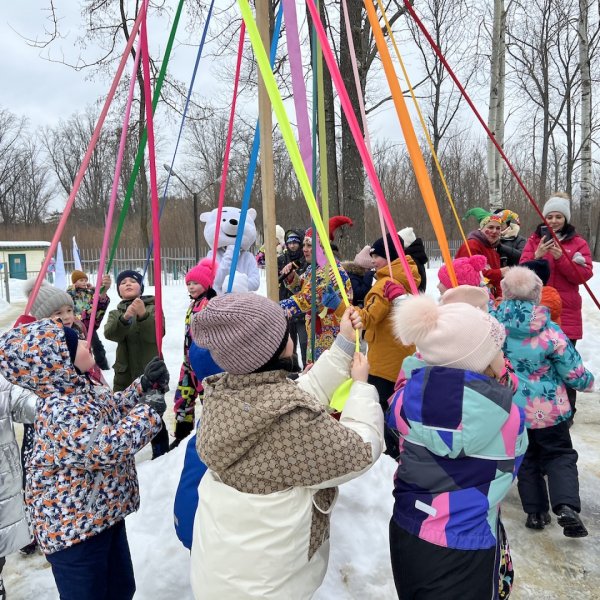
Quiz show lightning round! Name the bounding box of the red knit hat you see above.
[185,258,216,289]
[438,255,487,289]
[305,215,353,242]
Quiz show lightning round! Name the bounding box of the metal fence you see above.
[0,241,465,302]
[0,248,203,303]
[422,240,462,266]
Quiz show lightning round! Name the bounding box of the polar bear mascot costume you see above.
[200,206,261,294]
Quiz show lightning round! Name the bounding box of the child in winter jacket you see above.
[0,375,36,600]
[104,269,168,458]
[520,259,562,325]
[171,259,217,448]
[67,270,112,370]
[280,230,353,363]
[387,295,527,600]
[323,232,420,456]
[494,266,594,537]
[188,293,384,600]
[0,319,169,600]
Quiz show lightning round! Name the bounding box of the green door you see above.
[8,253,27,280]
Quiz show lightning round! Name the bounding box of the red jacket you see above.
[455,231,502,297]
[520,226,593,339]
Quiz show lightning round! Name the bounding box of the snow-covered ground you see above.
[1,267,600,599]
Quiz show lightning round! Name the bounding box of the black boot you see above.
[542,511,551,525]
[556,505,588,538]
[525,513,545,530]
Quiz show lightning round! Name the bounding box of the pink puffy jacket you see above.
[520,225,593,340]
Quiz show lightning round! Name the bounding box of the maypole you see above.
[257,0,278,301]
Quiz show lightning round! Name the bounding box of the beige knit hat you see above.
[354,245,373,270]
[501,266,543,303]
[23,279,74,320]
[191,293,289,374]
[440,285,490,312]
[392,295,505,373]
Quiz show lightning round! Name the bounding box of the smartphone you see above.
[540,225,551,243]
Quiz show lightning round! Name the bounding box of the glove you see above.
[383,280,407,302]
[573,252,586,266]
[141,357,170,392]
[140,390,167,416]
[322,284,341,310]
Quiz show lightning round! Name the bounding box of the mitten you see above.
[141,357,170,392]
[322,284,341,310]
[573,252,586,266]
[140,390,167,416]
[383,280,407,302]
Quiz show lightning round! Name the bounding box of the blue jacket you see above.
[387,355,527,551]
[492,300,594,428]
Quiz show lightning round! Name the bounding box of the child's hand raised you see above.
[351,352,369,382]
[101,274,112,291]
[339,307,362,341]
[131,297,146,318]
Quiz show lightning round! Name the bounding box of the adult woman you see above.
[456,208,507,298]
[519,193,593,417]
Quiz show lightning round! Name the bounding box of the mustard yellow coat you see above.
[335,257,421,382]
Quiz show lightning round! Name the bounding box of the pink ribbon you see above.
[141,10,164,353]
[304,0,418,294]
[86,24,144,345]
[211,24,246,271]
[24,3,149,316]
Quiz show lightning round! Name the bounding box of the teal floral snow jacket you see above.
[492,300,594,428]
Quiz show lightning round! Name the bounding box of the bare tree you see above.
[43,107,118,225]
[0,109,27,224]
[487,0,509,209]
[507,0,580,200]
[579,0,594,247]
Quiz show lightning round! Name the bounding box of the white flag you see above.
[72,236,82,271]
[54,242,66,290]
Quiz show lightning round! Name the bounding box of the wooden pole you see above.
[257,0,278,301]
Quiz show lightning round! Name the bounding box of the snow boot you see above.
[19,541,37,556]
[525,513,546,530]
[556,505,588,538]
[542,511,551,525]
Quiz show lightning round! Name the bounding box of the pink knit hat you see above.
[392,295,505,373]
[191,293,289,374]
[354,245,373,270]
[185,258,216,289]
[438,255,487,289]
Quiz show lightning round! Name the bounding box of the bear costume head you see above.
[200,206,258,251]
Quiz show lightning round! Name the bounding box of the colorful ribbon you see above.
[210,23,246,272]
[140,13,164,353]
[24,3,149,316]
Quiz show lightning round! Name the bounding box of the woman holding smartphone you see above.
[519,192,593,420]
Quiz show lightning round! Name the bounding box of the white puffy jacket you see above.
[0,374,36,557]
[190,337,384,599]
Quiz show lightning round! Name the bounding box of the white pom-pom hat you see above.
[392,295,505,374]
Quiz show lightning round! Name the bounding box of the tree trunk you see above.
[579,0,594,252]
[339,0,366,254]
[487,0,506,210]
[320,0,339,216]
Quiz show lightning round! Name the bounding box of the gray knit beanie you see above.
[23,279,74,319]
[191,293,289,375]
